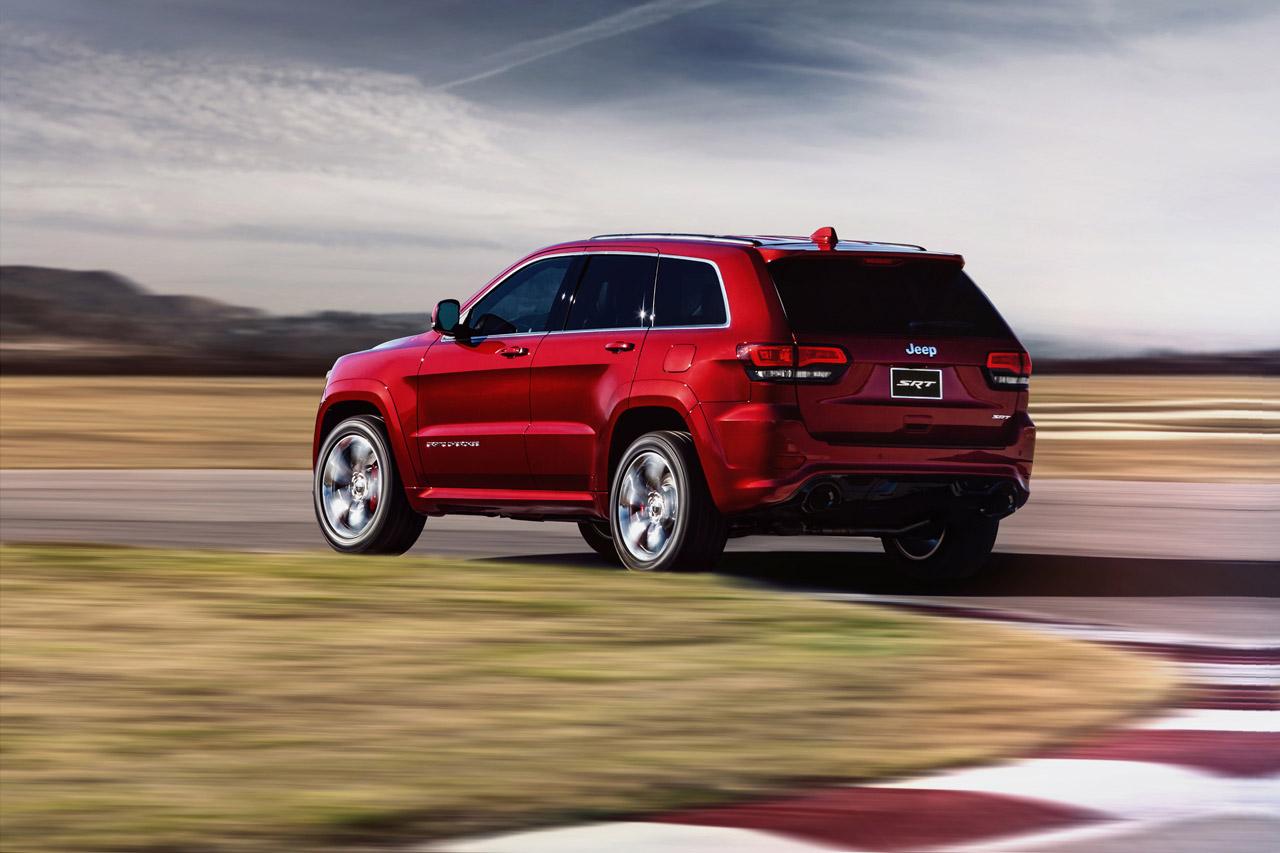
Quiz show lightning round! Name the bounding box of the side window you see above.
[564,254,656,331]
[653,258,726,327]
[466,256,575,335]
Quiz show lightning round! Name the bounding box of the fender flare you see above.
[604,380,733,510]
[315,379,420,487]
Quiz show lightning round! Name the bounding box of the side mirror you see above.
[432,299,461,336]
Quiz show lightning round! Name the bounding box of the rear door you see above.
[527,250,656,491]
[416,255,576,488]
[769,255,1026,447]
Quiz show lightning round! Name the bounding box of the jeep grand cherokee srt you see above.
[313,227,1035,578]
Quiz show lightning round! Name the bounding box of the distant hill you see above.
[1033,350,1279,375]
[1,266,425,375]
[1,265,1276,376]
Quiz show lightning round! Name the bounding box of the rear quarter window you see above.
[770,257,1011,338]
[653,257,727,327]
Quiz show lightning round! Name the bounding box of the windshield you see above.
[769,257,1012,338]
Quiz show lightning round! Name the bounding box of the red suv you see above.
[313,228,1034,578]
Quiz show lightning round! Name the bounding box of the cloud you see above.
[435,0,727,90]
[0,5,1277,347]
[0,28,501,173]
[0,26,557,309]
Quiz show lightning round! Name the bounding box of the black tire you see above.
[609,430,727,572]
[577,521,619,562]
[313,415,425,555]
[881,514,999,581]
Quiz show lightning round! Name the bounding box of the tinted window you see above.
[654,258,726,327]
[770,258,1012,338]
[564,254,656,331]
[467,256,574,335]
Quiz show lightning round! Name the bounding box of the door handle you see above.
[604,341,636,353]
[496,345,529,358]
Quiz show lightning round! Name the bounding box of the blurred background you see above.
[1,2,1276,851]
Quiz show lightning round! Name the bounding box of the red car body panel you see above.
[528,328,645,492]
[315,355,425,488]
[315,233,1035,525]
[416,332,545,490]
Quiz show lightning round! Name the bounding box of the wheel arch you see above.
[315,380,420,487]
[600,380,732,515]
[606,405,692,491]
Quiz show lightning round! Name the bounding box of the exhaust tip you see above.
[980,483,1018,517]
[803,483,841,514]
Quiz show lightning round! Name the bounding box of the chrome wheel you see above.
[892,528,946,561]
[616,450,680,563]
[320,433,384,540]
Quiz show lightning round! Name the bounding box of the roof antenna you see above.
[809,226,839,250]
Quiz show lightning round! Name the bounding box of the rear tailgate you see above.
[769,254,1028,448]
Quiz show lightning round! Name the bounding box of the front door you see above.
[416,254,577,489]
[528,250,656,491]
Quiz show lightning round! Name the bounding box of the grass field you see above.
[0,375,1276,480]
[0,545,1174,851]
[1029,375,1279,481]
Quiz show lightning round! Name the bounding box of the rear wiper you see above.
[908,320,975,332]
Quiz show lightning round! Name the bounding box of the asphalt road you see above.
[2,470,1277,639]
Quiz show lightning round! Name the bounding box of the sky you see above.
[1,0,1277,351]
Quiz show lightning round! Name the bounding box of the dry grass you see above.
[1,375,1275,480]
[0,376,320,469]
[1030,375,1280,481]
[0,545,1173,852]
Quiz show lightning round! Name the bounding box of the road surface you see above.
[4,469,1277,852]
[2,470,1276,638]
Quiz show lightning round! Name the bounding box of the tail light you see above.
[737,343,849,384]
[984,351,1032,389]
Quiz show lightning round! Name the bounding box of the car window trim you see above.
[458,253,579,338]
[650,253,732,330]
[559,250,659,334]
[444,249,680,340]
[442,251,581,341]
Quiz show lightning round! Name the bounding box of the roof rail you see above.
[588,232,929,251]
[751,235,928,251]
[858,240,927,251]
[590,232,762,246]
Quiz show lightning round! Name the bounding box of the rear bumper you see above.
[731,475,1028,537]
[691,402,1035,516]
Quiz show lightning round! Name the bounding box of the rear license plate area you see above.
[891,367,942,400]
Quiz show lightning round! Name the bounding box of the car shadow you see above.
[478,550,1280,598]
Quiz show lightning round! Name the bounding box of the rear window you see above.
[769,257,1011,338]
[654,257,727,327]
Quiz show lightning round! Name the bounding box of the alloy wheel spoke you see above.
[616,449,680,563]
[321,432,382,539]
[349,438,375,470]
[624,471,646,509]
[347,501,368,531]
[660,484,678,512]
[645,521,667,553]
[641,454,667,490]
[626,518,649,548]
[324,454,352,488]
